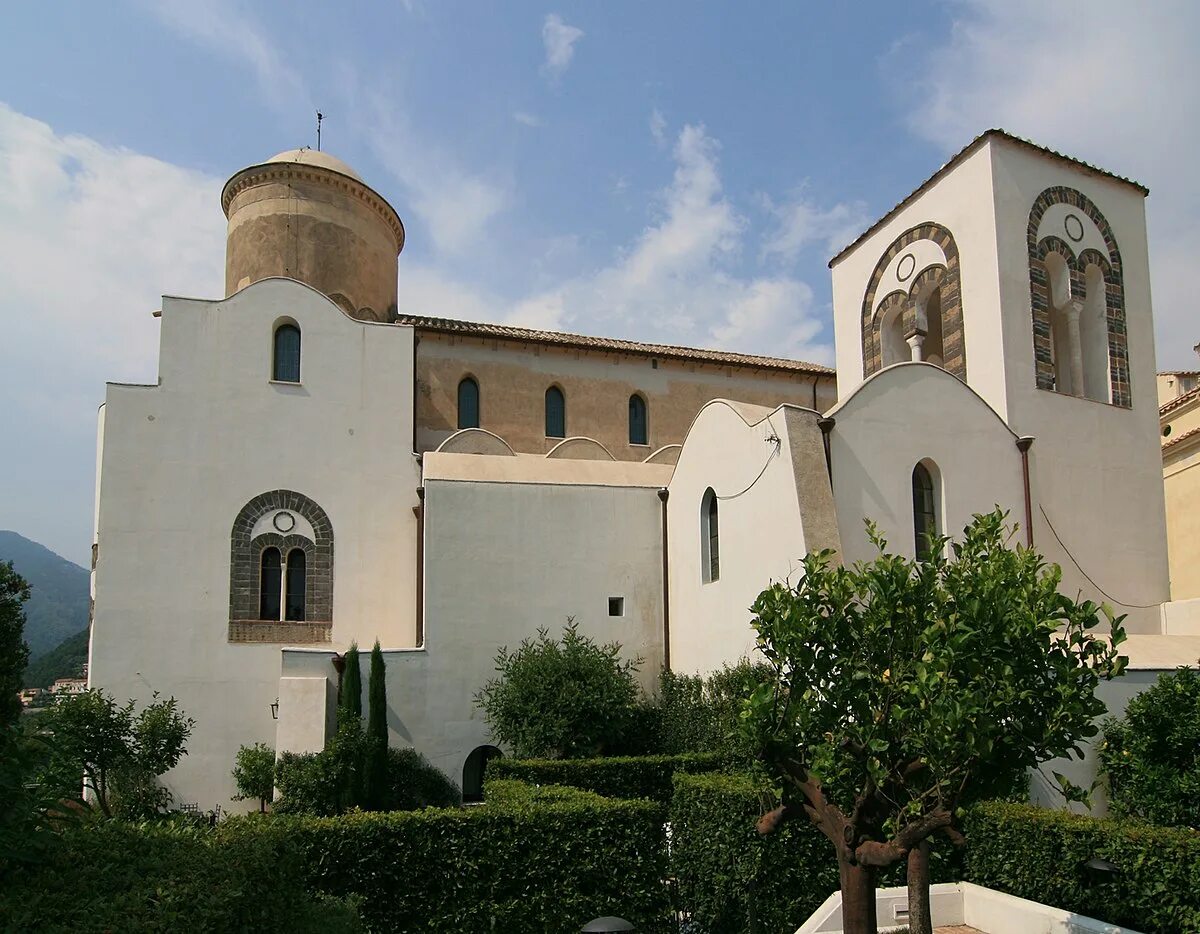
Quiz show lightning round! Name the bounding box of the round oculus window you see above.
[896,252,917,282]
[273,511,296,533]
[1064,213,1085,243]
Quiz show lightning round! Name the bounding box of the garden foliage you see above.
[1100,665,1200,828]
[232,742,276,812]
[964,800,1200,934]
[475,619,642,758]
[654,661,770,759]
[488,751,730,804]
[0,560,31,729]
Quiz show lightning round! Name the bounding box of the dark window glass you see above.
[259,547,282,620]
[458,377,480,429]
[285,549,306,622]
[273,325,301,382]
[545,386,566,438]
[629,394,647,445]
[912,463,937,561]
[702,488,720,582]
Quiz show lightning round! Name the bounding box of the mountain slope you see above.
[0,531,90,657]
[22,627,90,688]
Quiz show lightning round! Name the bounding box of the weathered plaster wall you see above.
[1163,441,1200,599]
[413,332,837,457]
[90,278,420,812]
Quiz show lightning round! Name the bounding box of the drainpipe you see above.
[413,486,425,646]
[1016,437,1035,547]
[658,488,671,672]
[818,417,836,482]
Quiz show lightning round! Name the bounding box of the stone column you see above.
[906,331,925,362]
[1066,299,1085,397]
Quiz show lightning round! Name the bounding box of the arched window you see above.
[462,745,503,804]
[912,462,938,561]
[273,324,301,382]
[545,386,565,438]
[259,547,282,620]
[458,377,480,429]
[879,302,907,367]
[701,488,720,583]
[629,394,648,445]
[285,549,306,622]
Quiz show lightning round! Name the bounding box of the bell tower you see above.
[221,148,405,322]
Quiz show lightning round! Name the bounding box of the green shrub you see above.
[1100,666,1200,828]
[384,746,461,810]
[474,620,643,758]
[488,751,730,804]
[670,772,962,934]
[655,661,771,759]
[232,742,276,812]
[0,816,361,932]
[251,781,670,932]
[963,800,1200,934]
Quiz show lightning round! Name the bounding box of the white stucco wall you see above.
[667,401,838,675]
[988,139,1169,630]
[828,363,1023,563]
[90,277,421,811]
[277,464,668,789]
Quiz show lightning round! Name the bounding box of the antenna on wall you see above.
[316,111,324,151]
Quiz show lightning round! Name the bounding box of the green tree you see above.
[475,619,642,758]
[744,510,1125,934]
[1100,665,1200,828]
[365,640,388,809]
[40,690,194,818]
[0,561,31,729]
[340,642,362,722]
[232,742,276,812]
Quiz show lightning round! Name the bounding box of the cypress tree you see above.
[365,640,389,808]
[340,642,362,722]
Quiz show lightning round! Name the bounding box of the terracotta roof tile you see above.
[1163,423,1200,453]
[396,314,835,377]
[1160,385,1200,417]
[829,129,1149,267]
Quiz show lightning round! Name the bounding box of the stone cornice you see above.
[221,162,405,253]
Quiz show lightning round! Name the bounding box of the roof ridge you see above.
[395,313,835,375]
[1160,384,1200,417]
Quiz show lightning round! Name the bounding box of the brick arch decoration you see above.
[228,490,333,643]
[861,223,966,380]
[1027,186,1130,407]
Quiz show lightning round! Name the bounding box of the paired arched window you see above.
[273,323,301,382]
[545,386,566,438]
[629,394,648,445]
[701,488,720,583]
[457,377,480,429]
[911,462,938,561]
[259,547,307,621]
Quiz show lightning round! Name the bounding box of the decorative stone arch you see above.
[228,490,333,642]
[861,223,965,380]
[1027,186,1130,407]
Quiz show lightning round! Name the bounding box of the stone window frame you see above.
[860,223,966,381]
[1027,186,1131,407]
[229,490,333,644]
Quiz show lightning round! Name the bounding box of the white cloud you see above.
[0,103,225,562]
[760,191,870,264]
[907,0,1200,369]
[513,111,544,127]
[541,14,584,80]
[649,108,667,147]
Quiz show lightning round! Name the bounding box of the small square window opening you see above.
[608,596,624,617]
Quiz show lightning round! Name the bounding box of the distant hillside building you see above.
[89,133,1198,812]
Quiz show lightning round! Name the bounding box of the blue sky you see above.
[2,1,1198,566]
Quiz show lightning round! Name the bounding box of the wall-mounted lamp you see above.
[270,698,279,720]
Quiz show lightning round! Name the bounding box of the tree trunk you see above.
[839,855,877,934]
[907,839,933,934]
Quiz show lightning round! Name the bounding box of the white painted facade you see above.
[89,134,1191,813]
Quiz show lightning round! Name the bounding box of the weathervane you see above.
[316,111,324,151]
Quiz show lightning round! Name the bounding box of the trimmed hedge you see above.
[237,779,671,933]
[0,817,361,933]
[670,772,962,934]
[964,800,1200,934]
[488,751,731,803]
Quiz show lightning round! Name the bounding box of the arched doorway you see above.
[462,745,503,803]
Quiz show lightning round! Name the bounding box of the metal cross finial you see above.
[316,111,324,151]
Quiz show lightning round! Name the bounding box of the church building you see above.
[88,132,1198,812]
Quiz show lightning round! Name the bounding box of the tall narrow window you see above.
[701,488,720,583]
[629,394,648,445]
[259,547,282,620]
[545,386,566,438]
[912,462,937,561]
[458,377,480,429]
[285,549,306,622]
[273,324,301,382]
